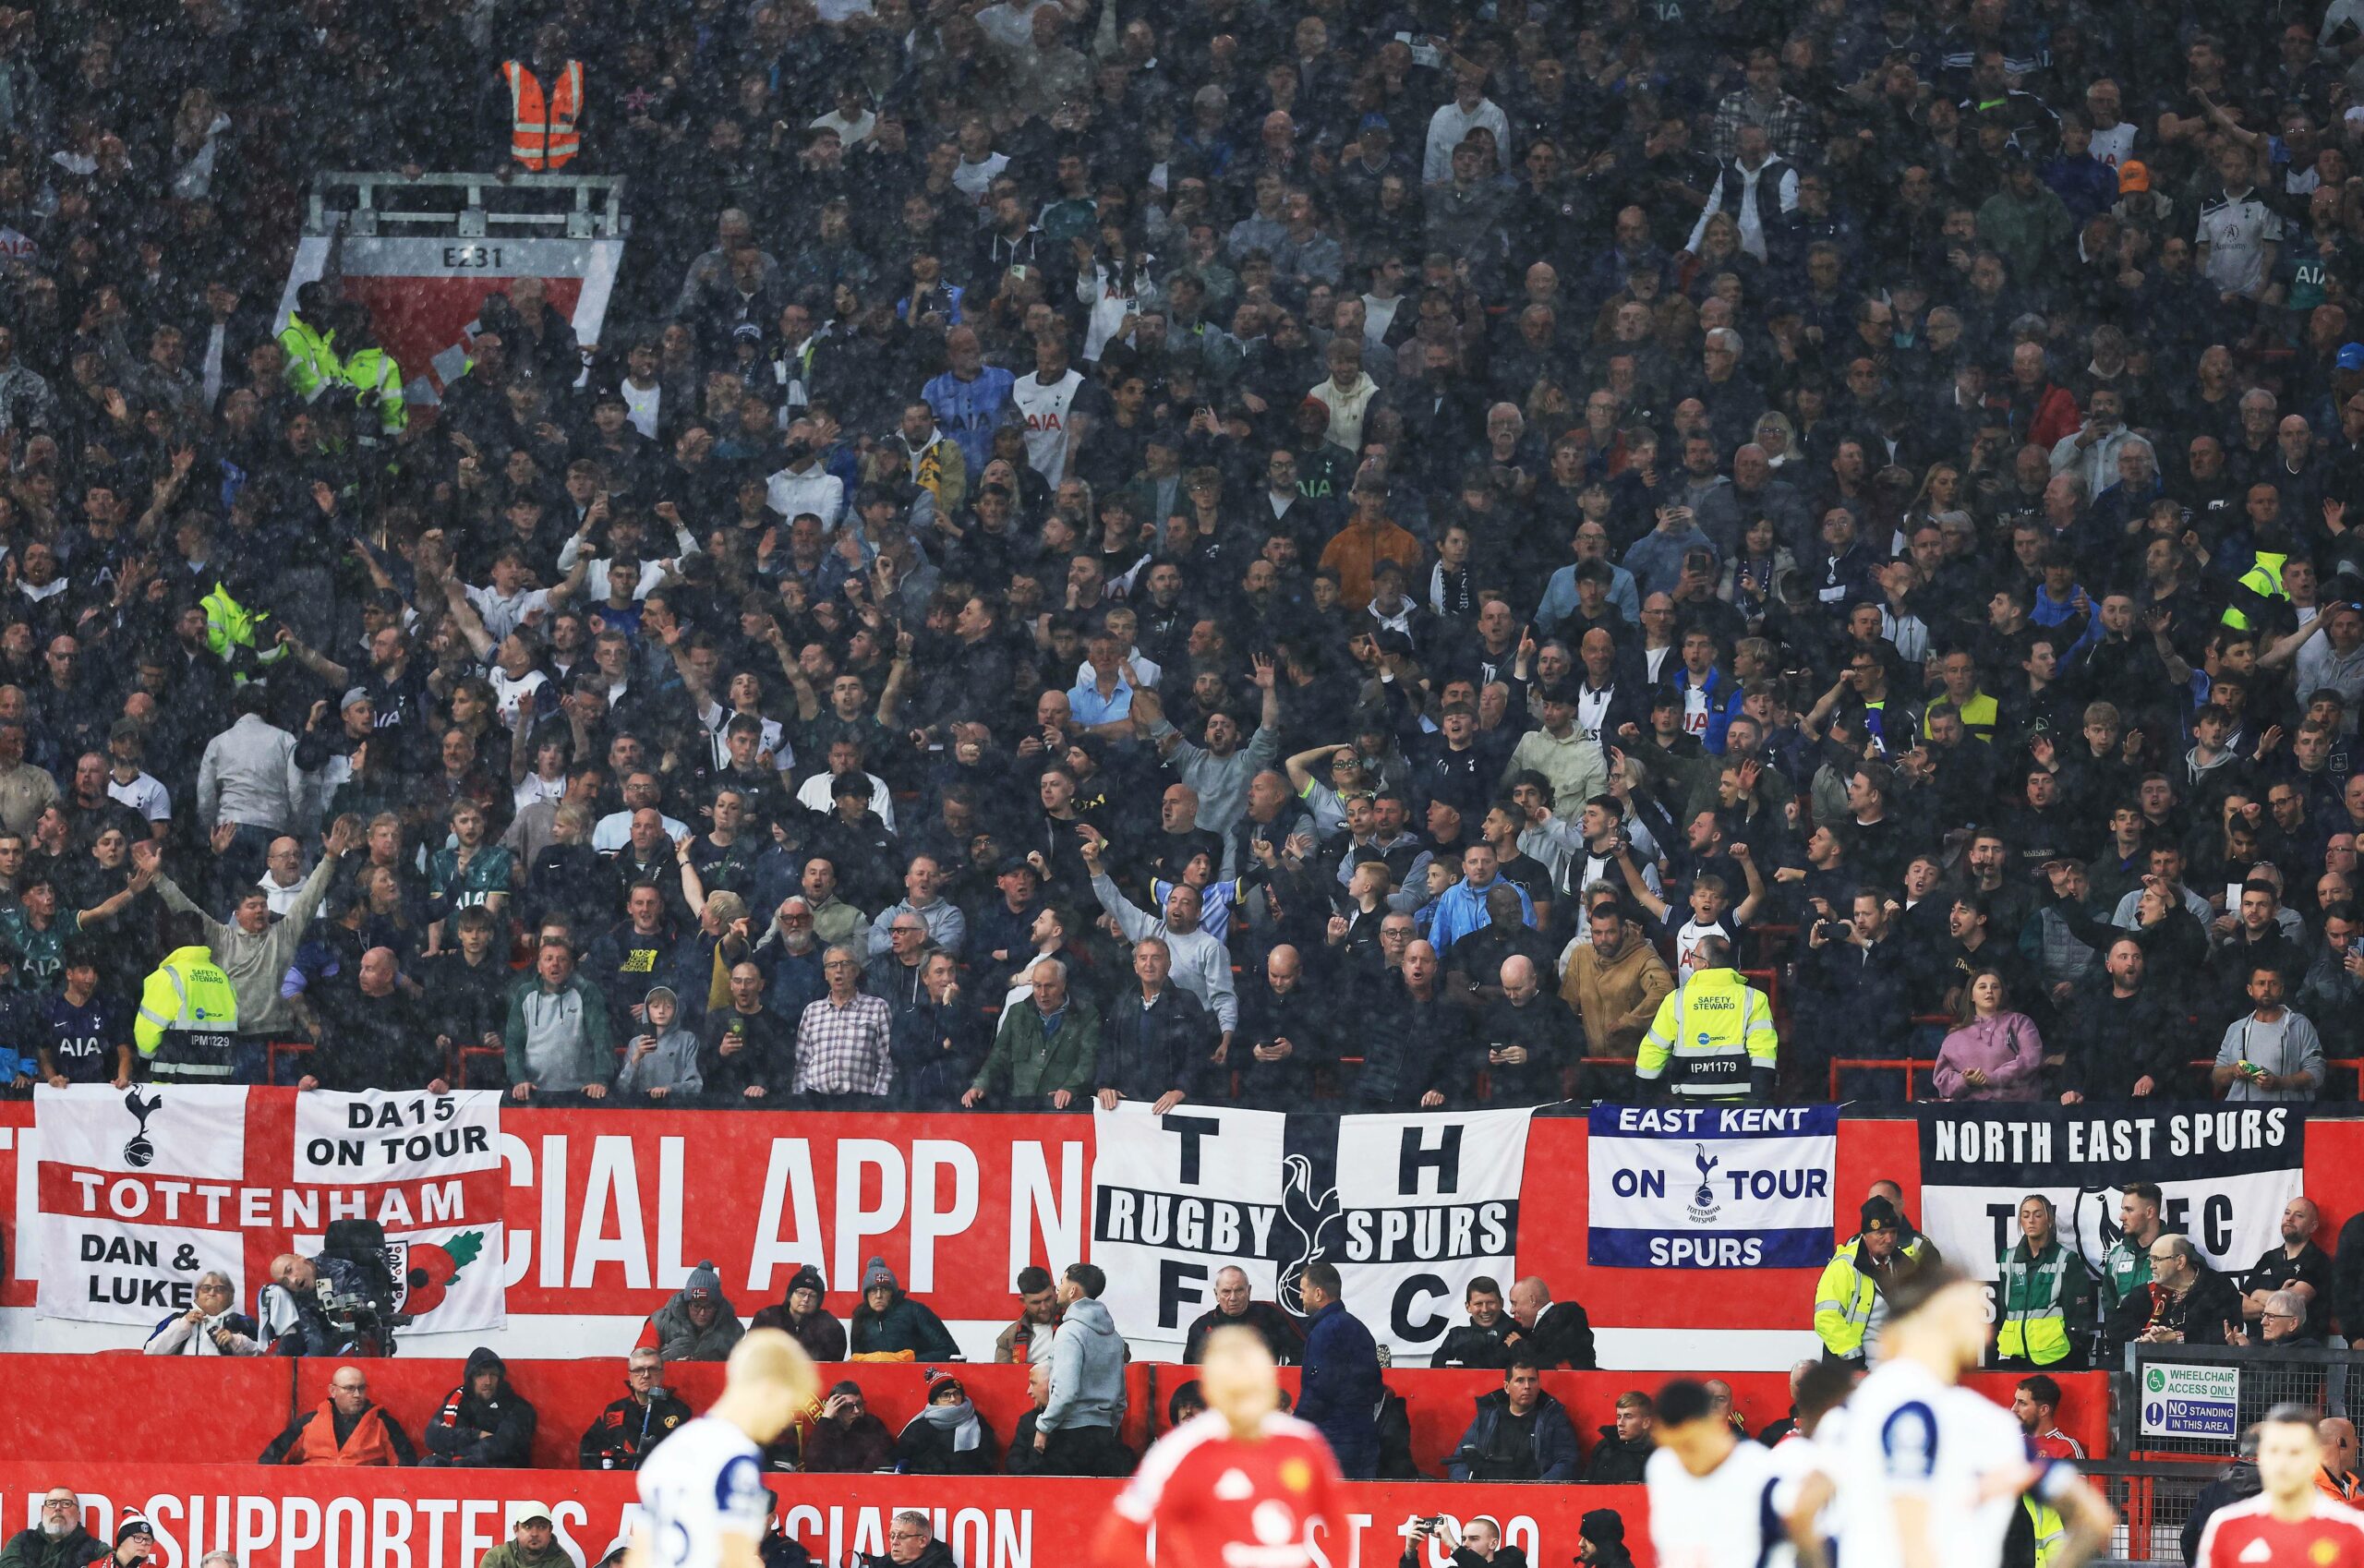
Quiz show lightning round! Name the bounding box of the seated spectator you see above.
[259,1366,417,1465]
[579,1347,692,1471]
[1582,1390,1657,1482]
[143,1270,262,1356]
[749,1264,849,1363]
[638,1260,746,1363]
[4,1487,103,1568]
[2225,1291,2326,1349]
[1435,1275,1514,1369]
[1503,1275,1598,1369]
[2321,1419,2360,1503]
[893,1370,997,1475]
[421,1347,536,1468]
[2132,1236,2243,1346]
[1183,1266,1306,1365]
[1007,1361,1054,1476]
[849,1256,961,1360]
[477,1505,570,1568]
[874,1511,955,1568]
[2240,1198,2333,1323]
[2013,1373,2085,1458]
[1166,1378,1207,1429]
[1035,1262,1130,1476]
[1930,970,2045,1101]
[86,1523,154,1568]
[1398,1514,1528,1568]
[1447,1357,1580,1480]
[1577,1511,1634,1568]
[802,1380,894,1472]
[615,984,703,1099]
[994,1265,1062,1364]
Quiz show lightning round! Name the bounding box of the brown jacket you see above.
[1559,923,1674,1056]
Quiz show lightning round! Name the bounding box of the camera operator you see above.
[258,1250,395,1357]
[1400,1516,1526,1568]
[143,1270,263,1356]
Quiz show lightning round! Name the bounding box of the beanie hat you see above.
[1579,1509,1625,1548]
[862,1255,899,1294]
[117,1521,155,1548]
[925,1369,966,1404]
[684,1259,723,1301]
[1860,1196,1902,1234]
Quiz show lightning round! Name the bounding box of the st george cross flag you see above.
[31,1084,507,1332]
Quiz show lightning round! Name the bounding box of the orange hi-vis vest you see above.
[290,1400,402,1465]
[504,60,582,170]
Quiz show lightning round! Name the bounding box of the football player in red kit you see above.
[1095,1326,1345,1568]
[2199,1405,2364,1568]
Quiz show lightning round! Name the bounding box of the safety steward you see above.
[134,912,238,1080]
[1634,934,1778,1100]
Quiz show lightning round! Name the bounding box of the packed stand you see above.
[0,0,2362,1108]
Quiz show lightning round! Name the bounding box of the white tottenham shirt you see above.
[1824,1359,2068,1568]
[1646,1434,1783,1568]
[636,1416,767,1568]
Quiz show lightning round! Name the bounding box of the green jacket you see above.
[973,994,1100,1099]
[2,1526,106,1568]
[1996,1236,2095,1366]
[479,1542,573,1568]
[279,312,340,401]
[1975,185,2074,283]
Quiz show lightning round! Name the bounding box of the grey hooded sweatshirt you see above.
[1041,1296,1127,1432]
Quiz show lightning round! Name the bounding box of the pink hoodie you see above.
[1932,1011,2044,1101]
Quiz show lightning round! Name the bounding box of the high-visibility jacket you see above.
[1996,1236,2095,1366]
[201,579,289,683]
[134,944,240,1080]
[2223,550,2287,631]
[504,60,583,170]
[288,1400,403,1466]
[1635,965,1779,1098]
[2023,1496,2065,1568]
[278,312,340,402]
[340,345,407,434]
[1814,1244,1877,1361]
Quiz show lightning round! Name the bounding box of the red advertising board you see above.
[6,1103,2360,1334]
[0,1465,1651,1568]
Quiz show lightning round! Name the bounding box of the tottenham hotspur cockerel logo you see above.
[122,1088,165,1167]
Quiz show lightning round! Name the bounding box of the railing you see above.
[2119,1344,2362,1459]
[307,172,627,239]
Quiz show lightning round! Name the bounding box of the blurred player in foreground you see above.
[1824,1267,2113,1568]
[627,1329,819,1568]
[1097,1325,1345,1568]
[2197,1407,2364,1568]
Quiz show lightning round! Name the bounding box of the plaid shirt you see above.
[1710,89,1815,163]
[794,991,894,1096]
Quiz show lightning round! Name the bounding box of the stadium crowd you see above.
[5,0,2364,1109]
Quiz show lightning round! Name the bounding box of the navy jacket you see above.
[1446,1388,1581,1481]
[1297,1299,1382,1471]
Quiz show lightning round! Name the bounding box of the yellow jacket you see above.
[136,944,240,1080]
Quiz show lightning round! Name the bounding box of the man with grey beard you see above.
[0,1488,104,1568]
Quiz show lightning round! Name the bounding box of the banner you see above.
[0,1464,1649,1568]
[1916,1105,2306,1282]
[1091,1103,1530,1356]
[30,1085,506,1333]
[1586,1104,1839,1269]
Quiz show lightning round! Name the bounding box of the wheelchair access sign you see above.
[2140,1363,2239,1439]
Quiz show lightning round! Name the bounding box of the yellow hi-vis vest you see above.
[1635,966,1779,1097]
[135,944,240,1080]
[1996,1238,2079,1365]
[2223,550,2287,631]
[1813,1243,1878,1359]
[2023,1496,2065,1568]
[278,312,339,402]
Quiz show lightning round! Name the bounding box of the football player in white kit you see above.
[1822,1268,2113,1568]
[626,1329,819,1568]
[1647,1379,1787,1568]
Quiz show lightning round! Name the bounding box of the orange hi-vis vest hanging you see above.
[504,59,583,170]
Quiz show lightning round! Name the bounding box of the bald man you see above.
[1478,952,1578,1104]
[308,946,439,1092]
[2321,1417,2359,1502]
[1235,944,1330,1108]
[2240,1197,2331,1321]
